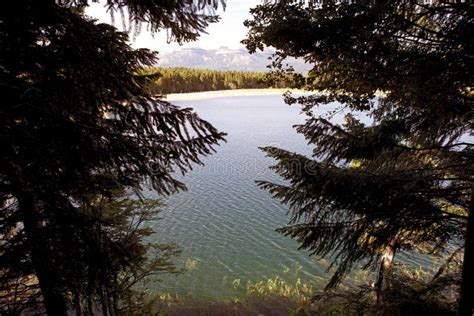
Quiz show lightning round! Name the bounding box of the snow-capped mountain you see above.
[156,47,311,72]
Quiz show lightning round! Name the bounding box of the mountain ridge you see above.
[156,47,311,73]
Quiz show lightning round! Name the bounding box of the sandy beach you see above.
[163,88,308,101]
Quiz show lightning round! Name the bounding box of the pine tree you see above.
[0,1,225,314]
[244,1,473,314]
[67,186,182,315]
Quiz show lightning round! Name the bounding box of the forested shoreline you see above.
[144,67,297,94]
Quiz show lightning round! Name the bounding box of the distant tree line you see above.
[144,67,301,94]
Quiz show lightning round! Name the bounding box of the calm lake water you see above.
[148,95,426,300]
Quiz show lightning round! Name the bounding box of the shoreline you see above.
[162,88,386,102]
[163,88,307,101]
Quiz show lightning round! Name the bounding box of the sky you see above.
[84,0,261,52]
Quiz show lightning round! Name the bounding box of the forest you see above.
[144,67,297,94]
[1,1,473,316]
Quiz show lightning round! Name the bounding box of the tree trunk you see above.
[373,237,398,304]
[74,293,82,316]
[87,298,94,315]
[459,191,474,316]
[100,288,109,316]
[19,194,68,316]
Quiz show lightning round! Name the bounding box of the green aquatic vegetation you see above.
[184,258,199,271]
[240,276,314,303]
[232,278,241,289]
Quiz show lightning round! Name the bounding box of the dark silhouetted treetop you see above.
[1,1,225,315]
[64,0,224,42]
[1,1,225,197]
[244,1,473,314]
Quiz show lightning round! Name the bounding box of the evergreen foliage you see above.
[312,264,459,316]
[64,188,182,316]
[144,67,298,94]
[0,0,225,315]
[244,0,473,314]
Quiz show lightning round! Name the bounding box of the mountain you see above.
[156,47,311,73]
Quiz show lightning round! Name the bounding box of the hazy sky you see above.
[85,0,261,52]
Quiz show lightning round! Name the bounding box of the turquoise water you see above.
[147,95,427,300]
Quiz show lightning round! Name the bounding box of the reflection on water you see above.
[147,95,426,300]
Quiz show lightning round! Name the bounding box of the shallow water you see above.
[147,95,427,300]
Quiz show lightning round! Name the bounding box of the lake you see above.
[148,94,427,300]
